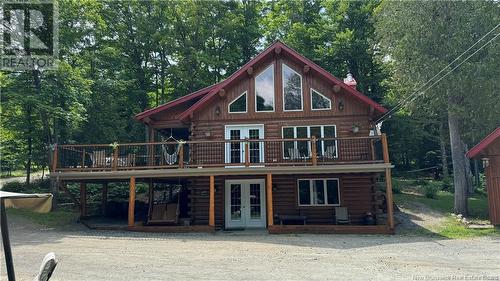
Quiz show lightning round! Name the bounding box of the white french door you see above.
[225,179,266,229]
[225,125,264,165]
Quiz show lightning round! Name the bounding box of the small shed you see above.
[467,127,500,225]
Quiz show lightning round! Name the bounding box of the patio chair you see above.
[288,147,301,161]
[335,207,350,225]
[324,145,336,159]
[90,150,107,167]
[120,153,136,167]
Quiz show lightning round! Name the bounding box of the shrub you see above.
[392,180,402,194]
[2,178,50,193]
[415,178,427,186]
[441,177,453,192]
[424,182,439,199]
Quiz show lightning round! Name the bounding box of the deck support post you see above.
[385,168,394,230]
[209,175,215,227]
[311,137,317,165]
[266,173,274,226]
[101,182,108,216]
[80,182,87,218]
[128,177,136,227]
[381,133,394,230]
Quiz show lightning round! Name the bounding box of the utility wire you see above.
[376,23,500,124]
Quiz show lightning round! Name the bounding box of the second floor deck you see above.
[51,135,391,180]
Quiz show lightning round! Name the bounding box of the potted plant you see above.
[351,123,360,133]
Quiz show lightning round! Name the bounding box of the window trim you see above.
[281,125,338,159]
[282,63,303,112]
[228,91,248,114]
[255,64,275,113]
[297,178,341,206]
[310,88,332,111]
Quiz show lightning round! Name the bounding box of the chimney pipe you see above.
[344,73,357,89]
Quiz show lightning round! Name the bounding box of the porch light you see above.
[215,106,221,116]
[338,99,344,111]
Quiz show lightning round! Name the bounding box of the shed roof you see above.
[466,127,500,159]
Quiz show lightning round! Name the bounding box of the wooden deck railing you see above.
[52,135,387,172]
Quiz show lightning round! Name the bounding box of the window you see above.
[282,125,338,159]
[282,64,303,111]
[297,179,340,206]
[228,92,247,113]
[255,65,275,112]
[311,89,331,110]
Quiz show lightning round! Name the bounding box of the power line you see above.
[376,23,500,123]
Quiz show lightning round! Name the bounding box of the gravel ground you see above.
[3,216,500,281]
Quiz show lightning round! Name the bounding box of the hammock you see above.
[162,143,182,165]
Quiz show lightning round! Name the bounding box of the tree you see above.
[376,0,500,215]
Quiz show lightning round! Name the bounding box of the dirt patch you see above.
[394,200,447,234]
[4,214,500,281]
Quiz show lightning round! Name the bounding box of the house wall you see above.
[188,173,378,228]
[485,138,500,225]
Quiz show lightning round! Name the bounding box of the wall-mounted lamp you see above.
[215,106,221,116]
[338,100,345,111]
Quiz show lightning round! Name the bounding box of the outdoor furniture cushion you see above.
[278,214,307,225]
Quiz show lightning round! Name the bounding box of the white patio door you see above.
[225,179,266,229]
[225,125,264,165]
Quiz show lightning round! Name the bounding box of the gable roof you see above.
[466,127,500,159]
[135,83,219,121]
[136,40,387,123]
[178,41,387,121]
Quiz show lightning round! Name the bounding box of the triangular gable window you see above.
[228,91,247,113]
[311,89,332,110]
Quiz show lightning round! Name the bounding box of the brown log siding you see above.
[188,173,377,227]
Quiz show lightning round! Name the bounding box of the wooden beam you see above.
[244,140,250,167]
[80,182,87,217]
[266,173,274,226]
[385,168,394,230]
[128,177,136,227]
[275,46,282,55]
[381,133,390,163]
[218,89,226,98]
[101,182,108,216]
[60,182,80,206]
[51,144,58,172]
[179,144,184,168]
[311,136,317,166]
[303,64,310,73]
[209,175,215,227]
[332,84,341,93]
[81,148,86,171]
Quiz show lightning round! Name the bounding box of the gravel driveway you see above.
[4,217,500,281]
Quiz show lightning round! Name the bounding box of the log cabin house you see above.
[51,41,395,234]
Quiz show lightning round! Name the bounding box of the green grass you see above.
[393,178,499,238]
[6,208,79,228]
[436,217,499,239]
[394,190,490,219]
[0,170,27,178]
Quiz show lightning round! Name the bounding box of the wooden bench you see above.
[278,214,307,225]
